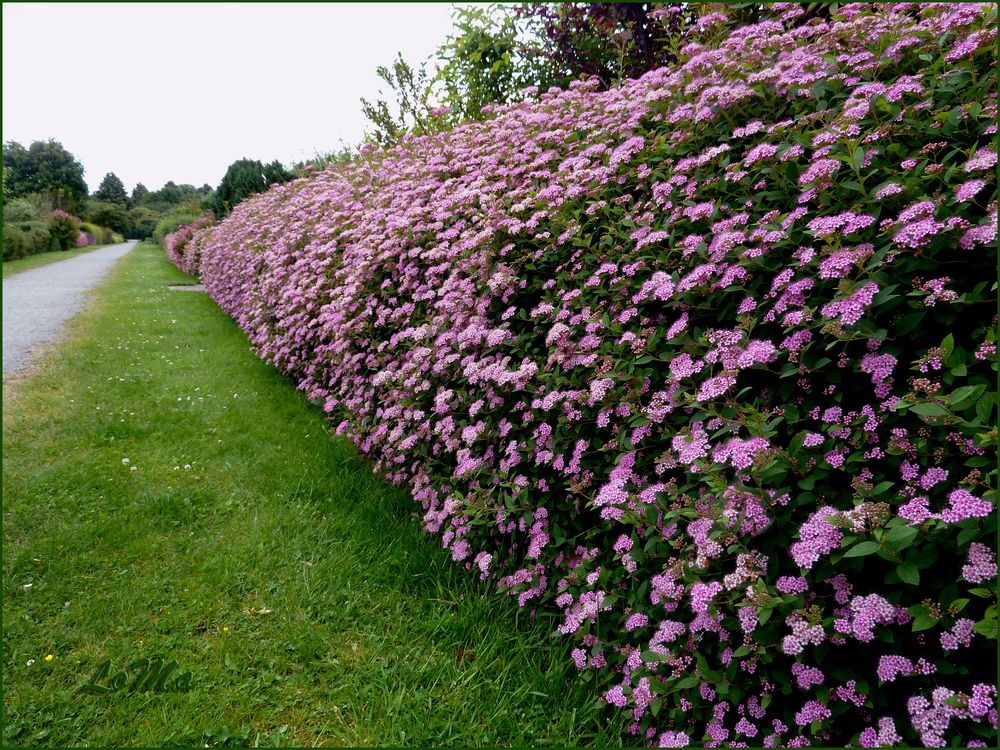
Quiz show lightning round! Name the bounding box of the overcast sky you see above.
[2,2,463,193]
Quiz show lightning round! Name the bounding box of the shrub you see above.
[190,5,997,746]
[75,231,95,248]
[153,210,201,246]
[3,196,40,224]
[77,221,105,247]
[47,209,80,250]
[18,220,52,255]
[163,216,214,275]
[2,224,27,260]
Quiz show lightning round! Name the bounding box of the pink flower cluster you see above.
[164,216,215,276]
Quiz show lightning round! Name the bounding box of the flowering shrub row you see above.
[163,216,215,276]
[184,3,997,746]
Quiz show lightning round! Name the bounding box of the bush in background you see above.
[211,158,294,219]
[46,209,80,250]
[188,5,997,746]
[163,216,214,275]
[153,210,202,246]
[17,220,52,255]
[79,222,108,244]
[2,224,28,260]
[3,196,40,224]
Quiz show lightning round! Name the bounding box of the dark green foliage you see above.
[2,139,88,212]
[84,200,130,234]
[128,206,158,239]
[211,159,293,219]
[136,181,210,214]
[131,182,148,204]
[93,172,128,205]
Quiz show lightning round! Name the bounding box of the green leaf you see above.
[910,402,949,417]
[969,588,994,598]
[896,311,926,336]
[912,614,938,632]
[887,524,918,550]
[951,598,970,613]
[844,541,880,558]
[897,562,920,585]
[676,675,700,689]
[949,385,985,411]
[976,393,995,422]
[973,619,998,639]
[871,481,894,496]
[941,333,955,357]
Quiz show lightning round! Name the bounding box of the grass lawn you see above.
[2,242,629,747]
[2,243,117,278]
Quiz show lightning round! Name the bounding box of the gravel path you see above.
[3,241,137,374]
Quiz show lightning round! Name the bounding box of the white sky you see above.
[2,2,463,193]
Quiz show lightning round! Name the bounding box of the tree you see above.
[2,141,30,194]
[360,54,444,148]
[94,172,128,205]
[212,158,294,218]
[128,206,158,239]
[131,182,149,204]
[85,200,130,234]
[433,4,560,124]
[516,3,695,88]
[2,139,88,211]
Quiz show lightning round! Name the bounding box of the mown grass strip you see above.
[2,243,114,278]
[2,242,628,747]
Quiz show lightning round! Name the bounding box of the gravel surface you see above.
[3,241,137,374]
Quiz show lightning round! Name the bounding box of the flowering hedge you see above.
[185,4,997,746]
[164,216,215,276]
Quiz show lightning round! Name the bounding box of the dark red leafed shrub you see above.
[188,4,997,746]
